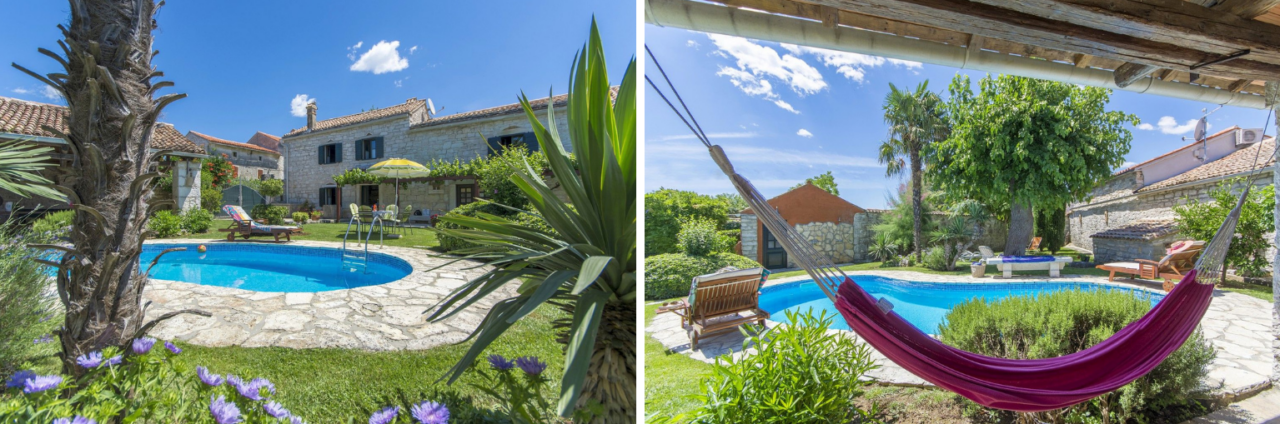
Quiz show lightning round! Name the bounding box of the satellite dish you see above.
[1194,117,1207,141]
[427,99,437,116]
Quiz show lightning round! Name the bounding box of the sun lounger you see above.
[656,267,770,349]
[218,205,302,242]
[985,255,1074,278]
[1096,240,1204,291]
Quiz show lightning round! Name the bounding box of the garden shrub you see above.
[645,189,730,256]
[922,246,951,271]
[940,289,1216,423]
[644,252,761,300]
[675,309,879,423]
[0,223,60,378]
[31,210,73,239]
[148,210,184,238]
[257,178,283,202]
[1034,204,1066,254]
[292,212,310,225]
[1173,179,1275,279]
[436,202,553,253]
[676,219,731,256]
[180,208,214,234]
[200,187,223,212]
[249,204,289,225]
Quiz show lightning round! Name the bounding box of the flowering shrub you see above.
[471,354,597,424]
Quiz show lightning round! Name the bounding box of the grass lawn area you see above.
[643,303,711,419]
[157,219,441,250]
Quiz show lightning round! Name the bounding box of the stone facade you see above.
[740,214,757,259]
[1092,233,1179,265]
[790,222,858,266]
[281,99,572,219]
[187,133,284,181]
[172,159,202,211]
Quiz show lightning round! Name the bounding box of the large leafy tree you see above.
[930,75,1136,255]
[880,81,948,262]
[427,21,636,422]
[14,0,203,376]
[790,170,839,195]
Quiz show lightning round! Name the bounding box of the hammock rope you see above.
[645,45,1276,411]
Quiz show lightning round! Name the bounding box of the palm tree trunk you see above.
[26,0,183,377]
[560,302,636,423]
[911,149,924,262]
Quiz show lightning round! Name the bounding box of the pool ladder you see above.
[342,214,370,274]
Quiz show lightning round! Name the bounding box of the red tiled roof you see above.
[1090,218,1177,240]
[283,99,426,137]
[246,131,281,152]
[0,96,204,155]
[1112,126,1240,176]
[1136,137,1276,193]
[411,87,619,129]
[188,131,280,155]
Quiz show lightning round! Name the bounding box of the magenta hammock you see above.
[833,269,1213,412]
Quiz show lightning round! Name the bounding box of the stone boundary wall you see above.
[789,222,857,267]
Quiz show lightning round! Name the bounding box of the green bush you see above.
[180,208,214,234]
[292,211,310,225]
[1173,179,1275,279]
[436,202,554,253]
[249,204,289,225]
[31,210,73,239]
[1035,204,1065,254]
[0,223,60,377]
[675,309,879,423]
[717,229,740,245]
[148,210,183,238]
[676,219,730,256]
[258,178,283,200]
[922,246,951,271]
[644,252,760,300]
[645,189,730,257]
[940,289,1215,423]
[200,187,222,212]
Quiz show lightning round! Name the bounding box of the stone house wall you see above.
[737,210,1008,265]
[189,137,283,181]
[1091,233,1180,265]
[740,214,757,262]
[851,211,881,262]
[788,222,857,267]
[172,159,202,211]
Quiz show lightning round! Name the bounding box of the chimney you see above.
[306,102,318,131]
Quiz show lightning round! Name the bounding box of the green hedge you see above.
[644,252,761,300]
[436,202,554,253]
[940,289,1215,423]
[181,208,215,233]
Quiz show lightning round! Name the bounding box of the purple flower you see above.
[51,417,95,424]
[250,377,276,396]
[515,356,547,376]
[410,401,449,424]
[487,354,514,371]
[76,351,103,368]
[104,355,122,367]
[23,375,61,394]
[33,334,54,344]
[132,337,156,355]
[263,401,290,419]
[5,370,35,388]
[290,417,307,424]
[209,395,242,424]
[228,375,263,401]
[197,366,224,387]
[368,406,400,424]
[165,341,182,354]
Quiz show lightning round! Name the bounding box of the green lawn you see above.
[159,219,441,250]
[643,303,711,420]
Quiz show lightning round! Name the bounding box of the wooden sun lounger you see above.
[1096,241,1204,291]
[218,205,304,243]
[656,267,769,349]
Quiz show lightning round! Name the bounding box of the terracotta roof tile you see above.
[246,131,281,152]
[411,87,619,129]
[188,131,279,155]
[0,96,203,155]
[1136,137,1276,193]
[1090,218,1178,240]
[283,99,426,137]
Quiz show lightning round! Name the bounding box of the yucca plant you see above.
[426,20,636,423]
[0,140,62,201]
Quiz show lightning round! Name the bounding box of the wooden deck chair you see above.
[1029,237,1042,251]
[218,205,302,242]
[1096,241,1205,291]
[656,267,769,349]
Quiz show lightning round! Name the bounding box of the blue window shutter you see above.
[377,138,384,158]
[335,144,343,163]
[523,132,539,152]
[487,136,501,157]
[319,188,325,205]
[317,145,324,164]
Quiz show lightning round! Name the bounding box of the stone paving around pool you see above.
[647,270,1276,401]
[143,239,513,351]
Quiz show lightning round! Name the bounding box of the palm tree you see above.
[14,0,198,377]
[427,21,636,422]
[879,81,948,263]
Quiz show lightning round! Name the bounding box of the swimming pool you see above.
[759,277,1165,334]
[136,243,413,292]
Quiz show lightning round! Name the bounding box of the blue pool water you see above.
[759,277,1165,334]
[131,243,413,292]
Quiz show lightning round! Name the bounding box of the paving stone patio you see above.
[142,239,511,351]
[647,270,1276,398]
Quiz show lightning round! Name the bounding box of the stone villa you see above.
[1067,126,1276,264]
[280,94,575,220]
[0,95,208,213]
[185,130,284,180]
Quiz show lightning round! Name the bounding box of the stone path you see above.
[1189,388,1280,424]
[647,270,1275,397]
[143,239,511,350]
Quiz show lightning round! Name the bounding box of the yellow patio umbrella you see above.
[367,158,430,209]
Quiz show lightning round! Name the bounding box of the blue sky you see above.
[644,25,1274,209]
[1,1,635,141]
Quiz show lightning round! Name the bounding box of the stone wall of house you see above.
[788,222,857,267]
[740,213,758,262]
[172,159,201,211]
[282,107,571,218]
[851,211,882,262]
[1067,172,1273,253]
[1091,233,1180,265]
[189,137,283,181]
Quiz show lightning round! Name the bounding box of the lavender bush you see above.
[0,216,63,380]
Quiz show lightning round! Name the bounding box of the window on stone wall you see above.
[318,143,342,164]
[356,137,384,161]
[486,132,538,156]
[319,187,337,206]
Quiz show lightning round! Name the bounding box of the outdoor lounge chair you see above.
[218,205,302,242]
[1096,240,1205,291]
[1029,237,1042,251]
[655,267,770,349]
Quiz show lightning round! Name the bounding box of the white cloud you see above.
[686,40,700,49]
[781,44,922,83]
[409,45,418,55]
[773,99,799,114]
[349,40,409,74]
[290,94,315,117]
[394,80,403,88]
[346,41,363,61]
[709,35,825,95]
[796,129,813,138]
[40,86,61,100]
[1154,116,1198,135]
[1136,123,1154,131]
[11,88,29,94]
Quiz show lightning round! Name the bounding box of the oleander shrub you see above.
[148,210,184,238]
[644,252,761,300]
[940,289,1216,424]
[249,204,289,225]
[292,212,310,225]
[674,309,879,423]
[180,208,215,234]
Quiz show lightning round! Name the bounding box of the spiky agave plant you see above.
[13,0,204,377]
[426,20,636,422]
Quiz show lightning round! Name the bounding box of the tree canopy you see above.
[791,171,839,195]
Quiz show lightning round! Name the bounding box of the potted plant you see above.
[971,261,986,278]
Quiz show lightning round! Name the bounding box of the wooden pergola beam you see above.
[798,0,1280,81]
